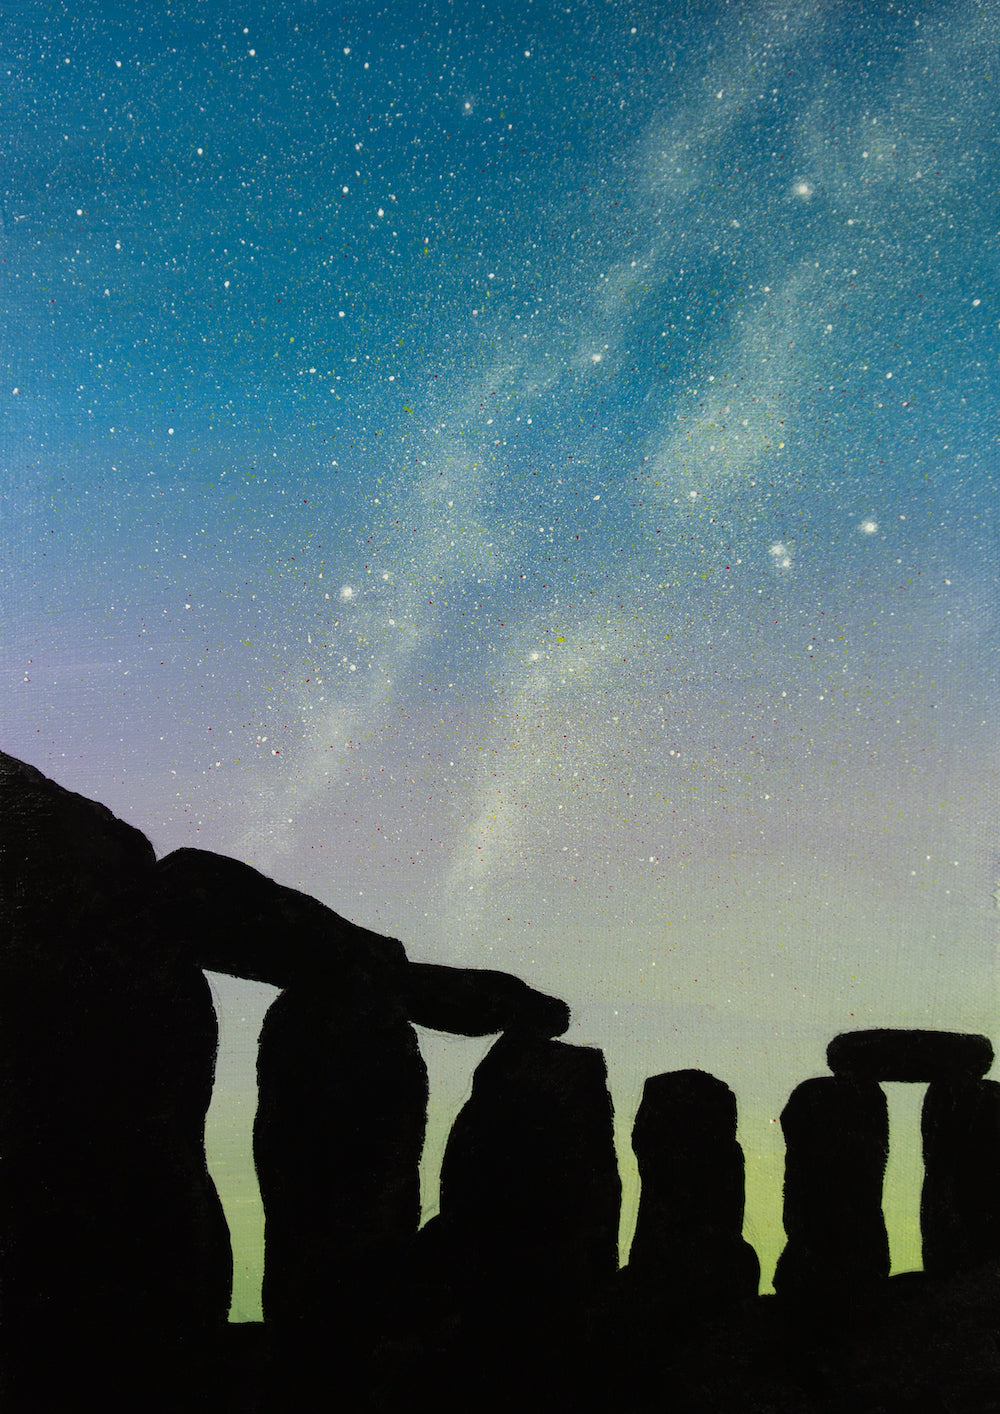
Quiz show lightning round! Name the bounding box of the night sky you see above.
[4,0,998,1315]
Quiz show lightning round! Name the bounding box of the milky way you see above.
[3,0,998,1313]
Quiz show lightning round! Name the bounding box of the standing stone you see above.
[773,1076,889,1304]
[626,1069,759,1311]
[157,845,583,1405]
[253,976,428,1402]
[437,1031,621,1290]
[416,1032,620,1411]
[0,752,232,1406]
[921,1078,1000,1278]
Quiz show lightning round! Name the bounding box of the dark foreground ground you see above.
[9,1265,997,1414]
[209,1268,1000,1414]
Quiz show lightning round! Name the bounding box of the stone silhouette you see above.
[153,847,574,1403]
[253,977,428,1408]
[399,959,570,1038]
[10,748,1000,1411]
[1,751,575,1407]
[0,751,232,1405]
[412,1031,621,1411]
[154,844,408,990]
[626,1069,760,1312]
[155,849,570,1036]
[773,1076,890,1306]
[921,1078,1000,1278]
[825,1027,1000,1283]
[436,1031,620,1286]
[827,1028,994,1084]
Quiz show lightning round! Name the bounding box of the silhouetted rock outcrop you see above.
[921,1078,1000,1279]
[774,1076,889,1308]
[827,1028,994,1083]
[625,1069,760,1313]
[0,751,232,1406]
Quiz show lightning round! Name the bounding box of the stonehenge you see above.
[825,1027,1000,1281]
[6,749,1000,1410]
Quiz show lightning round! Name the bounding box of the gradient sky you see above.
[3,0,998,1316]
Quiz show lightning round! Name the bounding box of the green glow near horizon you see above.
[205,994,933,1323]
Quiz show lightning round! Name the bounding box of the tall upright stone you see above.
[252,979,428,1408]
[0,752,232,1404]
[626,1069,759,1312]
[413,1031,620,1410]
[921,1078,1000,1278]
[774,1075,889,1304]
[437,1031,620,1289]
[253,980,428,1322]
